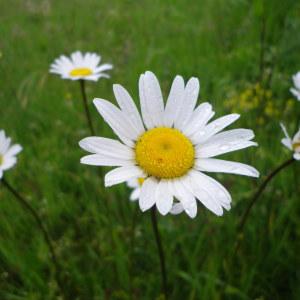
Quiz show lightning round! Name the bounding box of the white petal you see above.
[79,137,133,159]
[186,171,225,215]
[130,188,140,201]
[182,102,214,137]
[84,75,102,82]
[292,127,300,143]
[139,74,155,129]
[170,203,184,215]
[0,130,5,145]
[290,88,300,100]
[196,129,257,158]
[174,77,200,130]
[195,158,259,177]
[281,138,293,150]
[142,71,165,127]
[190,170,231,207]
[293,153,300,160]
[139,177,158,211]
[280,123,291,140]
[80,154,134,166]
[94,64,113,73]
[127,178,139,188]
[94,74,111,81]
[292,72,300,89]
[155,180,173,215]
[172,179,197,218]
[192,114,240,144]
[113,84,145,135]
[105,166,144,187]
[71,51,83,65]
[163,75,185,127]
[208,128,255,142]
[1,156,17,170]
[5,144,23,157]
[0,136,11,154]
[202,174,232,208]
[93,98,139,146]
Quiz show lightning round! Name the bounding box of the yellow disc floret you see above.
[293,142,300,151]
[135,127,195,179]
[138,177,145,186]
[69,67,93,77]
[0,154,3,165]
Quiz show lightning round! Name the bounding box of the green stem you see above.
[79,79,95,135]
[1,178,66,299]
[235,158,295,253]
[150,207,168,299]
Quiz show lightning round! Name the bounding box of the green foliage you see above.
[0,0,300,299]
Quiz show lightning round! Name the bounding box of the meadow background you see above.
[1,0,300,299]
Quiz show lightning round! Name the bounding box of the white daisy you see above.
[79,71,259,218]
[280,123,300,160]
[50,51,113,81]
[0,130,22,179]
[290,72,300,101]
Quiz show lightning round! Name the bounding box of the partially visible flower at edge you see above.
[290,72,300,101]
[280,123,300,160]
[0,130,22,179]
[50,51,113,82]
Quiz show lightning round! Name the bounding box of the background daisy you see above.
[290,72,300,101]
[0,130,22,179]
[50,51,113,81]
[80,71,259,218]
[280,123,300,160]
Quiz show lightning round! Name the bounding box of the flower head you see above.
[50,51,113,81]
[0,130,22,179]
[79,71,259,218]
[290,72,300,101]
[280,123,300,160]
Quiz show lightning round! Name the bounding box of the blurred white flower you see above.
[280,123,300,160]
[290,72,300,101]
[79,71,259,218]
[50,51,113,81]
[0,130,22,179]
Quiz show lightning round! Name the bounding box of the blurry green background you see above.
[0,0,300,299]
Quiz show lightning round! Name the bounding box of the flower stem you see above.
[79,79,95,135]
[1,178,66,299]
[235,158,295,252]
[150,207,168,299]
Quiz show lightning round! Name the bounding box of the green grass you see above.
[1,0,300,299]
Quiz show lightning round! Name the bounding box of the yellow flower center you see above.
[69,67,93,77]
[138,177,145,186]
[135,127,195,179]
[0,155,3,165]
[293,142,300,151]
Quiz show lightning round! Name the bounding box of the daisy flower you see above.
[280,123,300,160]
[50,51,113,81]
[79,71,259,218]
[290,72,300,101]
[0,130,22,179]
